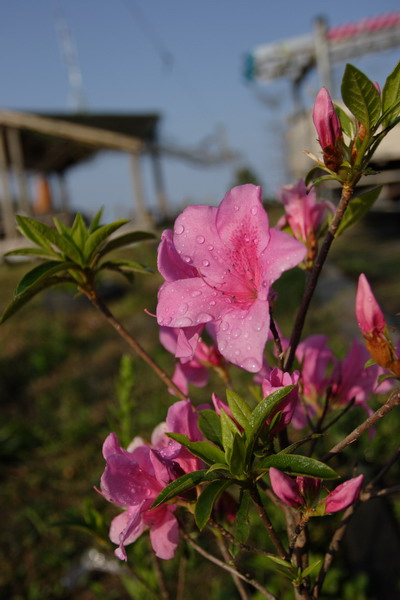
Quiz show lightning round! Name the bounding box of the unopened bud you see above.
[313,87,343,171]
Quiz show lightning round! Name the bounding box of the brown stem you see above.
[270,309,284,369]
[151,554,170,600]
[82,285,188,402]
[249,484,289,561]
[180,528,277,600]
[323,390,400,462]
[284,183,355,372]
[176,554,187,600]
[215,536,250,600]
[320,398,355,433]
[209,518,277,557]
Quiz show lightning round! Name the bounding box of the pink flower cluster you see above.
[156,185,306,373]
[270,467,364,515]
[100,400,203,560]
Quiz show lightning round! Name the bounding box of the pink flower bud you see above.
[269,467,303,508]
[313,87,342,150]
[356,274,386,336]
[324,474,364,513]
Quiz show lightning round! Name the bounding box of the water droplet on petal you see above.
[183,255,192,263]
[209,300,216,306]
[191,290,202,298]
[202,259,210,267]
[234,349,241,356]
[251,206,258,215]
[175,224,184,234]
[232,328,241,339]
[243,357,261,372]
[253,322,262,332]
[221,321,229,331]
[262,280,268,288]
[196,312,213,323]
[234,205,239,211]
[175,316,193,327]
[164,317,172,325]
[196,235,205,244]
[208,244,214,251]
[219,341,226,352]
[178,303,189,314]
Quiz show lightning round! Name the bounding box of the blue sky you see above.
[1,1,399,220]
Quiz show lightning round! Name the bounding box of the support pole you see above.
[0,127,16,239]
[6,127,30,214]
[314,17,333,90]
[149,144,169,220]
[129,152,152,227]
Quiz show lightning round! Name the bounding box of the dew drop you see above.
[234,349,241,356]
[164,317,172,325]
[253,322,262,332]
[208,244,214,251]
[196,312,213,323]
[219,341,226,352]
[262,280,268,288]
[232,328,241,339]
[221,321,229,331]
[209,300,216,306]
[202,259,210,267]
[251,206,258,215]
[191,290,202,297]
[175,317,193,327]
[196,235,205,244]
[175,224,184,234]
[243,357,261,372]
[183,255,192,263]
[178,303,189,314]
[234,205,240,211]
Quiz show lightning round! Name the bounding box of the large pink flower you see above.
[157,185,306,372]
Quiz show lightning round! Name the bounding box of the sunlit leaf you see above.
[195,480,232,530]
[257,454,338,479]
[341,64,381,129]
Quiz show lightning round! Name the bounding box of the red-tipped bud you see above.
[313,87,343,171]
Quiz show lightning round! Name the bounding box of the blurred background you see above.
[1,2,400,599]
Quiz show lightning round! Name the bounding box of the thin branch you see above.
[176,553,187,600]
[323,390,400,461]
[249,484,289,561]
[215,536,250,600]
[82,285,188,402]
[284,182,355,371]
[367,448,400,489]
[151,554,170,600]
[270,309,284,369]
[209,518,277,557]
[320,398,355,433]
[180,528,277,600]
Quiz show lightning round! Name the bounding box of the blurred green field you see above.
[1,210,400,600]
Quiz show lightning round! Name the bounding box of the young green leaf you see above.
[4,247,63,261]
[234,489,251,545]
[16,215,55,251]
[220,409,241,462]
[194,480,232,530]
[88,208,104,233]
[0,275,72,324]
[229,433,246,478]
[83,219,130,263]
[166,433,227,466]
[15,260,76,295]
[335,186,381,237]
[334,104,356,138]
[151,470,207,509]
[17,216,84,265]
[71,213,89,247]
[382,61,400,127]
[341,64,381,129]
[198,409,222,447]
[97,231,157,259]
[98,260,153,275]
[301,559,321,578]
[226,390,251,428]
[244,385,294,466]
[257,454,338,479]
[278,433,322,455]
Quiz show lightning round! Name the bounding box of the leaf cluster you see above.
[1,210,156,323]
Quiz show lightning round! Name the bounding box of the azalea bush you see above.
[3,62,400,599]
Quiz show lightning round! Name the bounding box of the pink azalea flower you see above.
[157,185,306,372]
[356,274,386,337]
[313,87,342,151]
[277,180,334,247]
[262,368,300,432]
[270,467,364,514]
[100,400,203,560]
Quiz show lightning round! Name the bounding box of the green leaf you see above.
[0,275,72,324]
[364,358,377,368]
[206,463,231,475]
[151,470,207,508]
[15,260,76,295]
[266,555,293,569]
[334,104,356,138]
[220,409,241,462]
[198,410,222,447]
[4,247,63,260]
[53,216,71,236]
[229,433,246,478]
[382,61,400,127]
[195,480,232,530]
[244,386,294,466]
[71,213,89,247]
[98,260,153,274]
[234,489,251,545]
[258,454,338,479]
[84,220,130,263]
[166,433,227,466]
[226,390,251,428]
[16,216,83,264]
[305,166,324,187]
[279,433,322,455]
[336,186,382,237]
[377,373,396,385]
[97,231,157,259]
[89,208,104,233]
[16,215,54,251]
[100,264,136,285]
[301,559,321,578]
[341,64,381,129]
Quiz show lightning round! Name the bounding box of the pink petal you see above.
[157,278,225,328]
[356,274,386,335]
[325,474,364,513]
[148,509,179,559]
[157,229,197,282]
[269,467,303,508]
[215,185,271,254]
[259,228,306,287]
[215,298,270,372]
[110,505,146,560]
